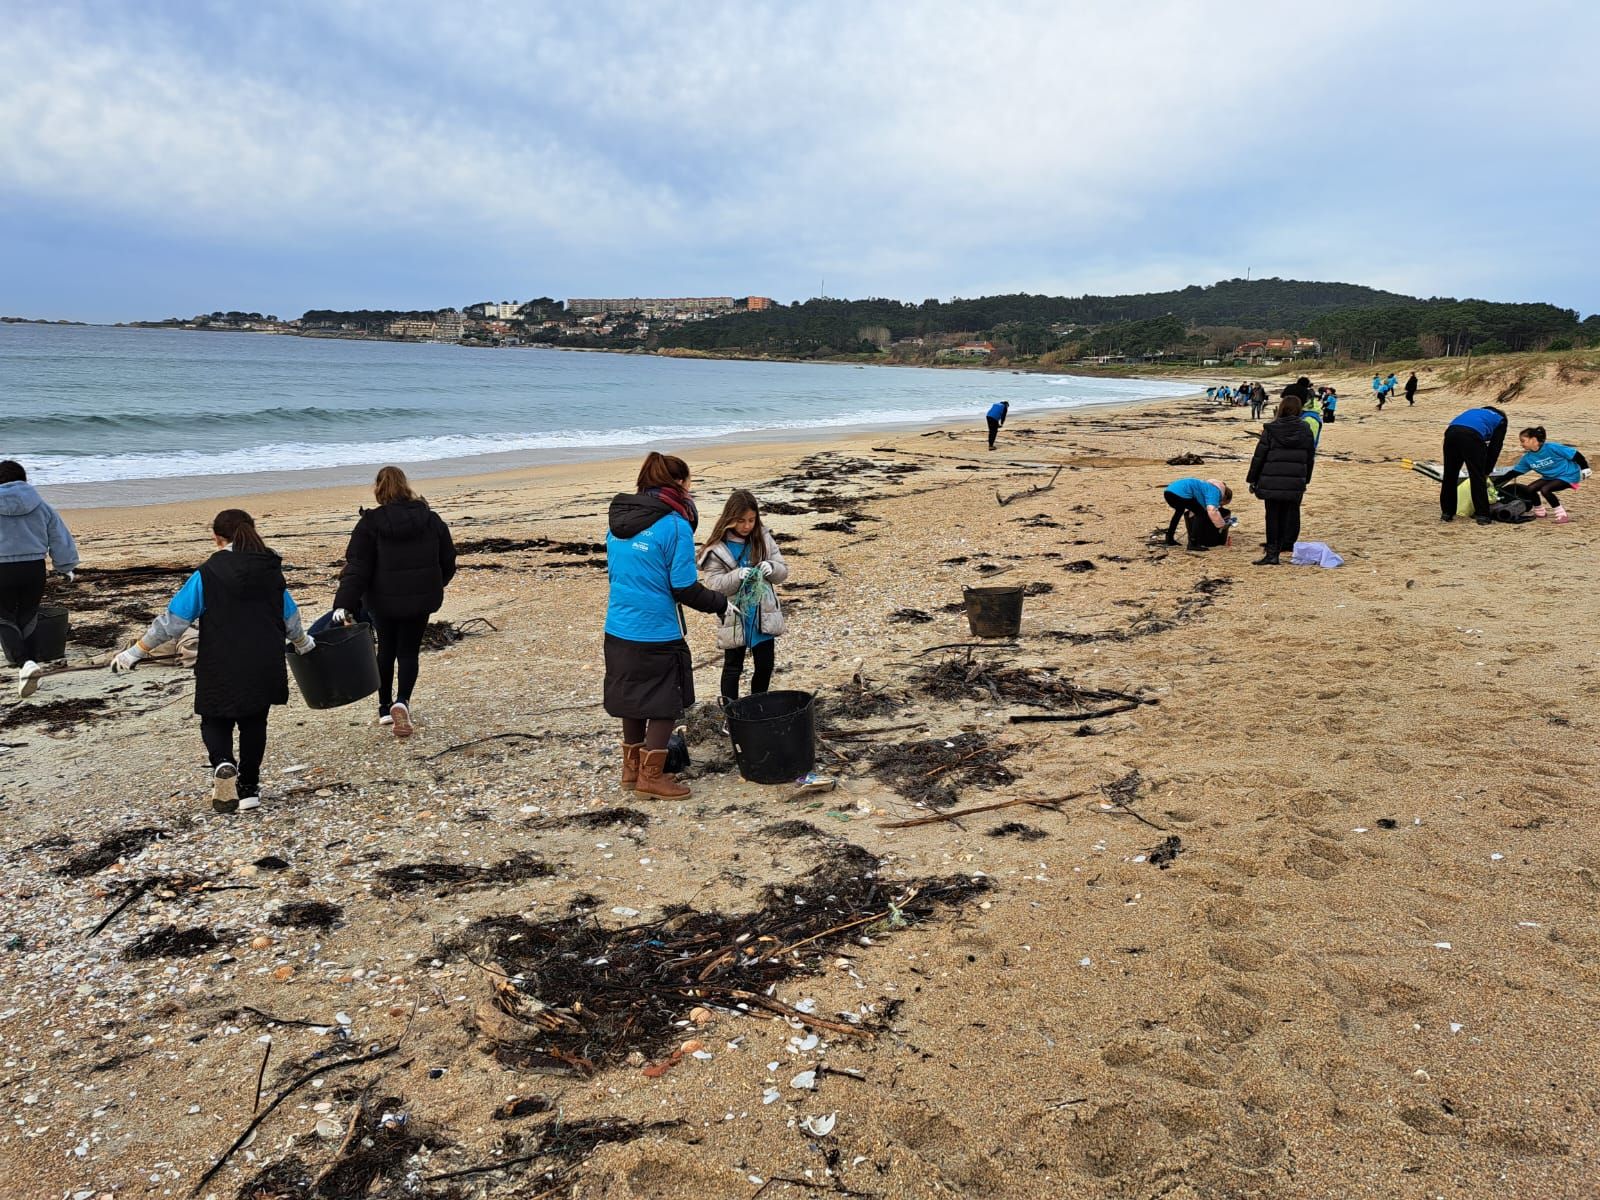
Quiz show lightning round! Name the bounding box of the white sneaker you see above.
[212,763,239,814]
[18,661,41,699]
[378,714,394,726]
[237,795,261,811]
[391,702,413,738]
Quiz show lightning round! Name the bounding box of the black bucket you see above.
[963,586,1024,638]
[24,604,70,663]
[287,622,380,709]
[726,690,816,785]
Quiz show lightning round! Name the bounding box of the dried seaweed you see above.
[55,826,168,877]
[441,845,987,1073]
[420,616,497,651]
[124,924,222,960]
[269,901,344,930]
[867,732,1019,809]
[820,673,908,725]
[1,696,111,733]
[888,608,934,624]
[534,807,651,831]
[376,852,554,896]
[987,822,1048,841]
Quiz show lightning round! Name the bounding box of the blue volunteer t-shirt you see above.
[1449,408,1504,440]
[1166,478,1222,508]
[168,571,300,622]
[605,513,699,642]
[986,402,1007,421]
[1511,441,1582,485]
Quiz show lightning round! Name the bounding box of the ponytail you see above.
[212,508,269,554]
[636,451,690,492]
[1520,426,1547,444]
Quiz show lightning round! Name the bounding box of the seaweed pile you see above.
[867,732,1018,808]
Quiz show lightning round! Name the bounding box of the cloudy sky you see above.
[3,0,1596,322]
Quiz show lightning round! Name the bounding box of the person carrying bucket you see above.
[329,465,456,737]
[604,452,729,800]
[699,489,790,707]
[1439,405,1508,524]
[1160,477,1232,549]
[986,401,1009,450]
[1498,425,1589,522]
[110,510,314,814]
[0,460,80,699]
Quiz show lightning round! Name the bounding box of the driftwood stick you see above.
[1100,801,1171,832]
[1009,703,1141,724]
[913,641,1016,657]
[820,721,928,740]
[88,879,154,937]
[425,731,540,760]
[724,989,873,1039]
[878,792,1083,829]
[251,1039,272,1113]
[191,1042,397,1196]
[996,464,1065,507]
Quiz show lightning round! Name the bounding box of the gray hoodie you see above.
[0,482,80,572]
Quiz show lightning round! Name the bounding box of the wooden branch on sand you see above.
[878,792,1084,829]
[996,465,1064,507]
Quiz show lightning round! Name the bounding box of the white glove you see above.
[738,567,755,581]
[330,608,350,625]
[1583,469,1592,480]
[111,645,146,673]
[62,570,76,584]
[726,601,742,620]
[292,634,316,655]
[757,561,774,578]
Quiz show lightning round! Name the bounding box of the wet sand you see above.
[4,361,1599,1198]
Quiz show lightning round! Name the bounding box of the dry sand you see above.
[3,361,1599,1199]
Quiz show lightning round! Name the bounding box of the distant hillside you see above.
[657,278,1421,357]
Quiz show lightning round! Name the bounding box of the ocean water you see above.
[2,324,1194,491]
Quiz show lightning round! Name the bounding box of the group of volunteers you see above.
[601,452,789,802]
[2,371,1592,816]
[0,463,455,814]
[1372,371,1419,410]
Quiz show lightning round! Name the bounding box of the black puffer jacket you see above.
[1246,415,1317,501]
[333,500,456,619]
[195,549,288,718]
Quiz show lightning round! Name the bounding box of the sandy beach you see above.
[4,359,1599,1199]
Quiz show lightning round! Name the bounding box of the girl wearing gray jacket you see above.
[698,490,789,705]
[0,461,80,697]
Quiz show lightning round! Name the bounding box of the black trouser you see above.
[1263,498,1302,555]
[1250,401,1265,419]
[986,417,1001,448]
[200,711,269,797]
[1163,491,1208,543]
[1529,478,1572,508]
[1406,389,1417,406]
[0,559,47,667]
[372,613,429,714]
[720,640,775,701]
[1441,425,1490,518]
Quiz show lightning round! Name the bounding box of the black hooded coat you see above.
[333,500,456,619]
[194,549,289,718]
[1246,415,1318,501]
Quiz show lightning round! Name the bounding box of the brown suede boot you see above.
[634,748,690,800]
[621,742,643,789]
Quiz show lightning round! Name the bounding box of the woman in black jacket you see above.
[1245,393,1317,566]
[332,466,456,737]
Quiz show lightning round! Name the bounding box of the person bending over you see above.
[1161,477,1232,548]
[1440,405,1508,524]
[986,401,1009,450]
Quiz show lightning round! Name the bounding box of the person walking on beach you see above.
[605,452,729,800]
[1386,373,1399,405]
[699,490,789,706]
[1499,426,1589,522]
[1249,382,1268,420]
[1160,477,1232,549]
[331,466,456,737]
[1440,405,1508,524]
[1246,393,1317,565]
[1323,387,1339,423]
[986,401,1009,450]
[1405,372,1419,406]
[1372,373,1386,409]
[0,460,80,698]
[111,510,314,813]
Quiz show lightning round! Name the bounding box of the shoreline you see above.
[42,386,1207,511]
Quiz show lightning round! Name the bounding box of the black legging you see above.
[372,613,429,714]
[0,559,47,667]
[1441,425,1491,518]
[1528,478,1572,509]
[986,417,1001,449]
[1163,491,1209,543]
[1263,498,1302,554]
[200,711,269,797]
[720,640,775,701]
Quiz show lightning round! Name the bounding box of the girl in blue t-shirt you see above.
[1500,425,1590,523]
[699,490,790,704]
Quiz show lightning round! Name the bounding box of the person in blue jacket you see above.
[1160,477,1232,548]
[1322,387,1339,423]
[110,510,314,814]
[1499,425,1589,522]
[604,452,729,800]
[1440,405,1508,524]
[986,401,1010,450]
[0,460,80,699]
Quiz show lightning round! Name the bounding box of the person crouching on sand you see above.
[1499,426,1589,522]
[0,459,80,699]
[986,401,1009,450]
[330,465,456,737]
[1161,477,1232,548]
[605,452,729,800]
[699,489,790,708]
[1246,393,1317,566]
[111,510,314,814]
